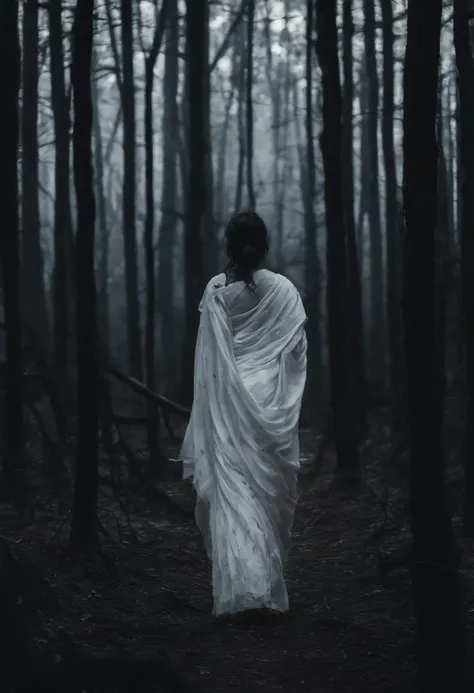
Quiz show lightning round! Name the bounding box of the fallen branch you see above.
[0,320,189,419]
[113,414,149,425]
[105,365,191,420]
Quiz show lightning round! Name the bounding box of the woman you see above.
[181,211,307,617]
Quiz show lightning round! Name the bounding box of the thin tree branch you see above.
[209,0,249,73]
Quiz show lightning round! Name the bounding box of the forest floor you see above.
[2,404,474,693]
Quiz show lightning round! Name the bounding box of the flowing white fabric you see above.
[181,270,307,616]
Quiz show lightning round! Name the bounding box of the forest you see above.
[0,0,473,691]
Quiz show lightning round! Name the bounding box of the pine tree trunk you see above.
[70,0,99,550]
[92,55,110,361]
[402,0,469,685]
[48,0,74,371]
[21,0,51,353]
[342,0,366,429]
[121,0,143,380]
[245,0,256,211]
[143,0,169,464]
[0,0,24,506]
[381,0,403,407]
[363,0,386,394]
[158,0,179,390]
[315,0,359,478]
[181,0,208,405]
[453,0,474,540]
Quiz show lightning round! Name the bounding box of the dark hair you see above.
[225,211,269,289]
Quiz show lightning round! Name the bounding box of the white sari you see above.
[181,270,307,616]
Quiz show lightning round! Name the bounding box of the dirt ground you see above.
[1,416,473,693]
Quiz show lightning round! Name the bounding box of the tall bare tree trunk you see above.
[263,2,284,267]
[275,10,292,268]
[181,0,207,404]
[342,0,365,429]
[121,0,143,380]
[402,0,468,686]
[48,0,74,371]
[454,0,474,539]
[92,55,109,361]
[246,0,256,210]
[363,0,386,393]
[158,0,179,388]
[303,0,322,418]
[143,0,169,462]
[304,1,317,295]
[436,89,452,395]
[315,0,359,478]
[381,0,402,406]
[445,79,457,253]
[202,6,217,279]
[215,63,236,229]
[22,0,50,352]
[234,27,246,213]
[0,0,24,506]
[70,0,99,550]
[446,75,463,386]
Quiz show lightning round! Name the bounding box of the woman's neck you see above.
[225,264,259,290]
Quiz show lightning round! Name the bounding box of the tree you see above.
[143,0,169,462]
[92,49,110,360]
[363,0,385,394]
[303,0,323,419]
[157,0,179,389]
[246,0,256,210]
[70,0,99,549]
[234,25,246,214]
[48,0,74,371]
[201,3,217,280]
[402,0,469,686]
[342,0,365,429]
[304,0,317,301]
[121,0,143,380]
[453,0,474,538]
[435,83,453,396]
[363,0,388,392]
[181,0,208,404]
[263,0,291,269]
[315,0,359,478]
[381,0,403,407]
[21,0,50,352]
[0,0,24,506]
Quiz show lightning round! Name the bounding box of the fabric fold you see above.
[181,272,307,615]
